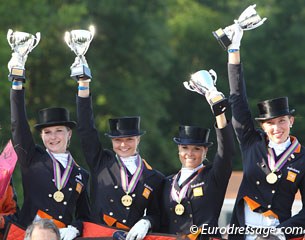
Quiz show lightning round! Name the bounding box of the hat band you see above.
[34,121,76,130]
[175,138,209,145]
[258,109,292,119]
[179,139,205,143]
[107,130,144,137]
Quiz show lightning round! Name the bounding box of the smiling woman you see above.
[111,136,141,158]
[259,109,294,144]
[159,68,235,240]
[178,144,208,169]
[9,78,91,240]
[226,23,305,240]
[76,77,165,240]
[41,125,72,154]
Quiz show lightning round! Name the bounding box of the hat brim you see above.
[255,109,295,121]
[173,137,213,147]
[105,131,146,138]
[34,121,77,131]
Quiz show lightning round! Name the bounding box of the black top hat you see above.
[34,107,77,131]
[173,125,213,147]
[105,116,145,138]
[255,97,295,121]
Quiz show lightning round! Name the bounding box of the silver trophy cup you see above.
[212,4,267,50]
[7,29,41,81]
[184,69,218,96]
[65,25,95,80]
[184,69,228,116]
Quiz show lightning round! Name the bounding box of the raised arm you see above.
[9,33,38,167]
[227,24,257,147]
[76,77,105,172]
[206,88,234,185]
[184,69,235,183]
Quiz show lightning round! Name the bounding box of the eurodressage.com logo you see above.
[189,224,305,237]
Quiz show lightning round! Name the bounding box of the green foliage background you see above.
[1,0,305,206]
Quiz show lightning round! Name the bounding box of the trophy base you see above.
[212,28,232,50]
[71,65,92,81]
[8,68,25,82]
[210,96,229,116]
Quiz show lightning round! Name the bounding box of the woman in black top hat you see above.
[159,70,235,240]
[76,79,164,240]
[10,79,91,240]
[226,23,305,239]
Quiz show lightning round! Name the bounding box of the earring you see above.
[290,125,292,128]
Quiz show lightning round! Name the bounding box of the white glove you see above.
[274,228,286,240]
[225,22,243,50]
[256,228,286,240]
[126,219,151,240]
[8,52,27,72]
[59,225,80,240]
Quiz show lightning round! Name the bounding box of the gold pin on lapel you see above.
[286,171,297,183]
[193,187,203,197]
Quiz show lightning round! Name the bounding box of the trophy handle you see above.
[183,81,197,92]
[64,32,74,52]
[183,81,205,95]
[7,29,14,49]
[88,25,95,43]
[238,4,258,22]
[31,32,41,51]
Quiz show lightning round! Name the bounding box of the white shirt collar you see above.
[178,164,203,186]
[46,149,69,168]
[120,155,138,175]
[268,138,291,156]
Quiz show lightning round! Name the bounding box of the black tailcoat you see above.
[76,96,164,231]
[228,64,305,239]
[10,89,91,232]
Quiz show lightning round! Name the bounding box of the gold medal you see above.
[121,194,133,207]
[266,172,278,184]
[175,203,185,215]
[53,190,64,202]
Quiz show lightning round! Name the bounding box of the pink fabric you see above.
[0,140,17,198]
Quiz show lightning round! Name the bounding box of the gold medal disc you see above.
[266,172,278,184]
[53,190,64,202]
[175,203,185,215]
[121,194,133,207]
